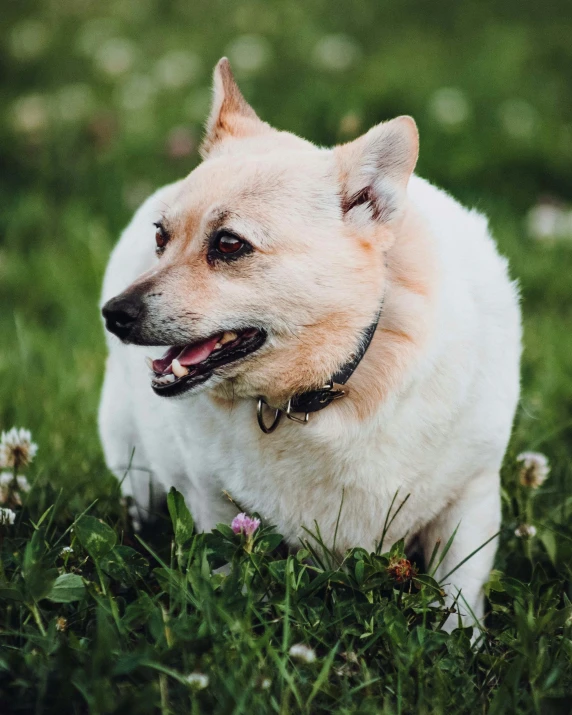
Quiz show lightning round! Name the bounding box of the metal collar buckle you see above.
[322,381,347,402]
[285,400,309,424]
[256,382,347,434]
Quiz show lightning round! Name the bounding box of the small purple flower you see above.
[231,513,261,537]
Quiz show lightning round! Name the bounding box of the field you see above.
[1,0,572,712]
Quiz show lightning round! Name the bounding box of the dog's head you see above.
[102,59,418,405]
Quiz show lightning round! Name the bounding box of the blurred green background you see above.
[1,0,572,504]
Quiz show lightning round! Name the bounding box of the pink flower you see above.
[231,513,260,537]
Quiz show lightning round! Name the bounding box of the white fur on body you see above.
[99,171,520,627]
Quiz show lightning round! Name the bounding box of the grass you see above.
[0,476,571,714]
[1,0,572,712]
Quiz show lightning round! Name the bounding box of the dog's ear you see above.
[336,116,418,227]
[200,58,272,158]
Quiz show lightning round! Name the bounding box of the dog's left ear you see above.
[336,116,419,227]
[200,58,272,158]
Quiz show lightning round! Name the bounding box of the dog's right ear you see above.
[336,116,419,228]
[200,58,272,158]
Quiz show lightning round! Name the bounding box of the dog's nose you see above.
[102,294,142,340]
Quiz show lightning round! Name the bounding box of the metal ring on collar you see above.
[256,397,282,434]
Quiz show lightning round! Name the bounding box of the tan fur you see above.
[208,391,237,410]
[330,208,437,422]
[200,59,273,158]
[107,59,426,421]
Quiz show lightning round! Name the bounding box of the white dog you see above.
[99,58,521,626]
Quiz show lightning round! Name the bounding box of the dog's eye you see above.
[153,223,169,254]
[216,233,244,254]
[211,231,251,261]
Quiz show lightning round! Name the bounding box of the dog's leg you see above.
[98,355,162,530]
[419,470,501,631]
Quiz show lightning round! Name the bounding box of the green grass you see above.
[1,0,572,712]
[0,479,571,714]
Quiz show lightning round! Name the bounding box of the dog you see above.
[99,58,521,627]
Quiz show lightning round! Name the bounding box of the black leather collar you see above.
[287,307,382,415]
[256,299,383,433]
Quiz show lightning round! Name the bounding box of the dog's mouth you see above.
[148,328,267,397]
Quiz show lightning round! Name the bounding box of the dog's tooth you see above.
[220,331,238,345]
[213,341,222,351]
[153,373,176,385]
[171,358,189,378]
[145,357,154,371]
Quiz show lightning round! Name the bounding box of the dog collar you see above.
[257,305,382,434]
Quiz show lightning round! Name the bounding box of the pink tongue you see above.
[177,334,221,366]
[152,335,221,375]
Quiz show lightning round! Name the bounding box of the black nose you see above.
[102,294,143,340]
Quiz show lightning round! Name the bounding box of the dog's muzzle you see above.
[102,294,143,341]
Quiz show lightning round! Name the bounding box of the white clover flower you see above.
[313,34,361,72]
[0,473,21,507]
[0,508,16,526]
[517,451,550,488]
[430,88,470,127]
[155,50,201,88]
[515,524,537,539]
[16,475,30,493]
[499,99,538,139]
[0,428,38,469]
[0,472,13,488]
[0,472,29,506]
[226,35,270,74]
[527,203,562,240]
[10,95,50,134]
[526,202,572,242]
[94,38,136,77]
[288,643,316,664]
[183,672,209,690]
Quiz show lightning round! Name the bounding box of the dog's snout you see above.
[102,294,143,340]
